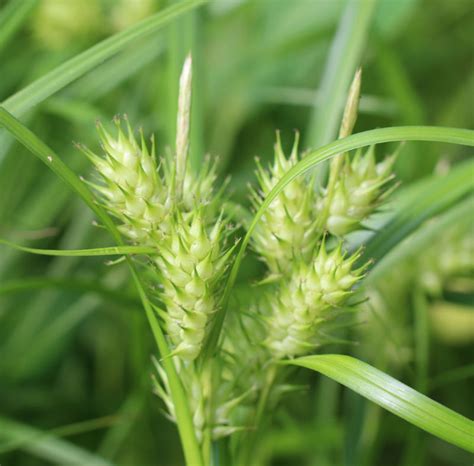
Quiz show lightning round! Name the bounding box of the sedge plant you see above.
[1,2,473,466]
[1,49,473,466]
[68,59,472,464]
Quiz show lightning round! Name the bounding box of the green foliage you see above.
[0,1,473,466]
[286,355,473,452]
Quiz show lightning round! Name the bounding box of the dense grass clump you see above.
[0,1,472,466]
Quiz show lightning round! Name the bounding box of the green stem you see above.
[141,289,204,466]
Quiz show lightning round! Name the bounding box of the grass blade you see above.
[286,354,474,452]
[0,238,156,257]
[0,416,113,466]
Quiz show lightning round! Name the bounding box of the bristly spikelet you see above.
[264,241,365,358]
[81,55,232,363]
[251,133,320,273]
[322,147,396,236]
[78,117,171,245]
[155,211,234,360]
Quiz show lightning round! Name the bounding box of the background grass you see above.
[0,1,472,465]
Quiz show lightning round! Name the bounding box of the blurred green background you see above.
[0,0,472,465]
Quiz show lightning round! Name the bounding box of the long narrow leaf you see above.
[0,417,113,466]
[0,238,155,257]
[286,355,474,452]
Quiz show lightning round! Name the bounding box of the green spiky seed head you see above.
[251,133,320,273]
[81,116,229,362]
[323,147,396,236]
[264,242,364,358]
[155,212,233,361]
[79,117,171,245]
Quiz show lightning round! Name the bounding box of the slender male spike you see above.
[339,68,362,139]
[175,53,193,200]
[318,69,363,232]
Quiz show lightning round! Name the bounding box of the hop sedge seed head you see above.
[83,55,241,444]
[251,132,320,273]
[79,117,170,246]
[264,241,364,358]
[324,146,396,236]
[156,212,230,361]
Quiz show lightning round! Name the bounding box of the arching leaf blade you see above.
[0,238,156,257]
[0,416,113,466]
[286,354,474,452]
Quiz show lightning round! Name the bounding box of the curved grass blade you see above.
[285,354,474,452]
[203,125,474,359]
[0,107,204,466]
[0,416,113,466]
[1,0,206,118]
[0,238,155,257]
[67,36,164,102]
